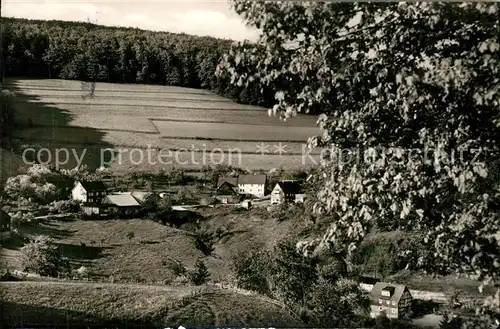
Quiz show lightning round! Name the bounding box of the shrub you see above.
[20,235,70,277]
[232,206,248,213]
[169,169,186,185]
[4,165,75,203]
[233,250,271,295]
[9,211,37,229]
[375,314,391,329]
[75,266,88,279]
[270,239,318,307]
[175,187,194,204]
[272,202,305,222]
[126,232,135,240]
[189,259,210,285]
[49,200,81,214]
[307,278,370,327]
[170,260,187,277]
[194,230,215,256]
[172,274,189,286]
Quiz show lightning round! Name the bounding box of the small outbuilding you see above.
[215,181,241,204]
[359,275,381,292]
[241,200,252,209]
[81,203,101,216]
[0,210,11,233]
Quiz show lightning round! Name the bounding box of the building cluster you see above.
[71,181,159,217]
[0,173,309,229]
[215,174,307,206]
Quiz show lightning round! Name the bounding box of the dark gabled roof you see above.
[240,193,257,199]
[360,275,380,285]
[216,181,238,195]
[217,174,267,187]
[79,180,107,191]
[370,282,411,304]
[276,181,302,194]
[238,174,266,185]
[217,176,238,188]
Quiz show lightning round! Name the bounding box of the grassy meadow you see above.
[0,281,301,327]
[6,78,322,172]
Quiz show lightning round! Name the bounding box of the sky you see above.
[2,0,260,41]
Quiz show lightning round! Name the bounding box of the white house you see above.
[217,174,267,198]
[270,181,305,205]
[237,174,266,198]
[71,181,108,204]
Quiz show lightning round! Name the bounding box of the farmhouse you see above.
[72,180,108,204]
[0,210,11,233]
[217,174,267,198]
[102,193,142,218]
[369,282,412,319]
[238,174,266,197]
[215,181,241,204]
[270,180,305,205]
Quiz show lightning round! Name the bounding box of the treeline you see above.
[0,91,15,148]
[0,17,275,107]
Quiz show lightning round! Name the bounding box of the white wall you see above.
[271,185,283,204]
[71,182,87,202]
[239,183,265,198]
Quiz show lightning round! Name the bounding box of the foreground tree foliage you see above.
[218,1,500,325]
[233,240,370,326]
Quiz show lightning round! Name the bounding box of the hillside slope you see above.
[0,281,302,327]
[1,210,311,284]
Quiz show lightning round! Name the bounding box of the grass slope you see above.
[0,281,302,327]
[7,78,321,171]
[1,209,310,284]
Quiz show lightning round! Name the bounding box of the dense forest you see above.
[0,17,275,107]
